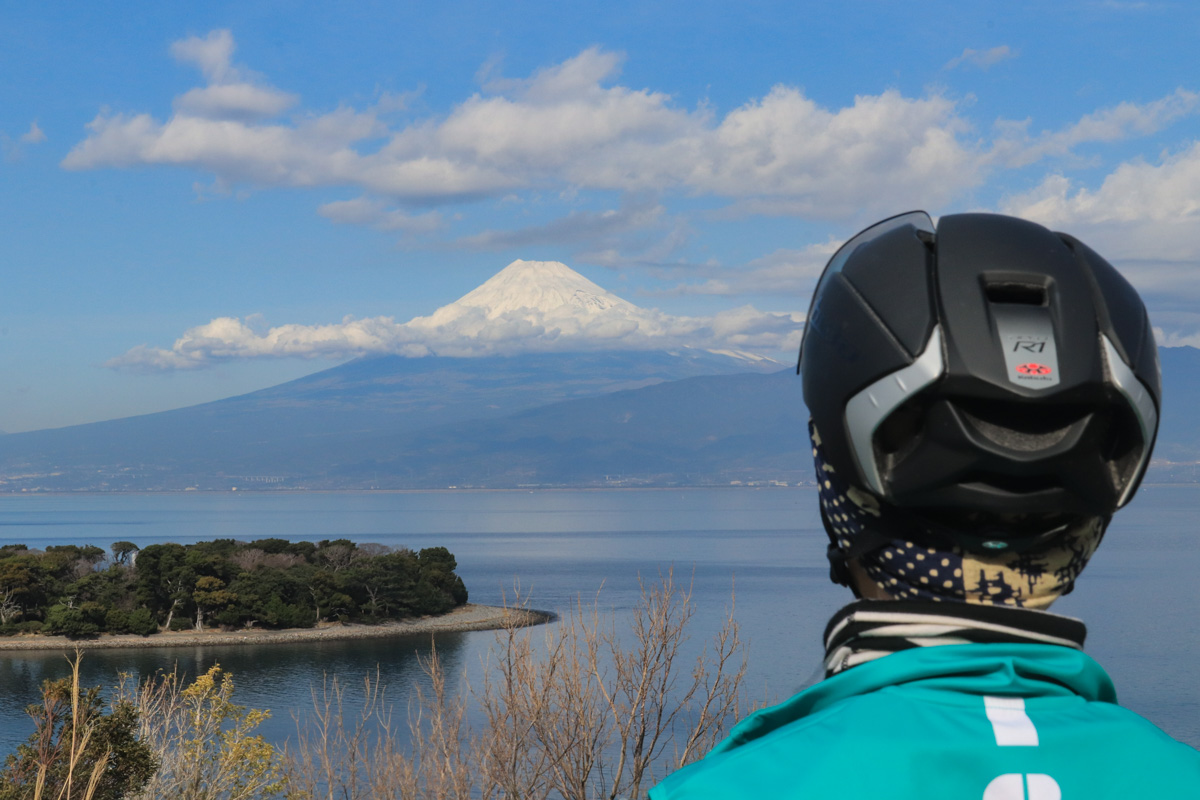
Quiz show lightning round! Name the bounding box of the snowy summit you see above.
[439,260,639,321]
[411,259,666,339]
[109,259,799,370]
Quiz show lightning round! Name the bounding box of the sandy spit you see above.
[0,604,554,652]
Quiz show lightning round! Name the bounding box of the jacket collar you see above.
[823,599,1087,676]
[711,635,1114,756]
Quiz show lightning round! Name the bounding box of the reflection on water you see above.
[0,632,472,749]
[0,487,1197,754]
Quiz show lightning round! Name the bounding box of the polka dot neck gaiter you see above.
[811,420,1106,610]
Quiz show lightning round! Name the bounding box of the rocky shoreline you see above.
[0,604,554,652]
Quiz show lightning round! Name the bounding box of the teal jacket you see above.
[651,643,1200,797]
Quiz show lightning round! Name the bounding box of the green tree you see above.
[415,546,469,613]
[110,541,139,566]
[0,559,37,625]
[135,543,196,631]
[247,538,291,555]
[192,577,238,631]
[43,604,100,639]
[227,569,310,629]
[347,549,421,619]
[302,570,353,623]
[0,658,157,800]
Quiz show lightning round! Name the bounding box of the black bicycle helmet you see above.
[798,211,1160,549]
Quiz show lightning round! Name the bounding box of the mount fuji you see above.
[419,259,652,329]
[108,259,795,370]
[0,260,800,491]
[6,255,1200,490]
[406,259,784,362]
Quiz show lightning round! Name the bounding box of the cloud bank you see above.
[57,31,1053,221]
[60,31,1200,270]
[64,30,1200,344]
[108,307,802,372]
[107,260,803,372]
[1003,141,1200,291]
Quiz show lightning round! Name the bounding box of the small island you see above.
[0,538,545,649]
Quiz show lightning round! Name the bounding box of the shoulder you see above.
[652,687,1200,799]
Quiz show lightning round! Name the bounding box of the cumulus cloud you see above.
[61,30,1200,284]
[20,121,46,144]
[174,84,297,121]
[107,260,803,371]
[108,305,802,370]
[169,29,237,84]
[63,32,998,220]
[1003,141,1200,266]
[994,88,1200,167]
[945,46,1016,71]
[107,315,431,372]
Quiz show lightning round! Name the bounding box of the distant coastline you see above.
[0,604,554,652]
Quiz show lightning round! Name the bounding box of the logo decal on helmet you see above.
[1016,363,1052,376]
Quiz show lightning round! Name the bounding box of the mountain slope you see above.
[0,256,786,491]
[0,350,775,490]
[318,369,811,488]
[4,345,1199,491]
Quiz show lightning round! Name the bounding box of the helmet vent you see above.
[959,471,1064,497]
[955,399,1085,453]
[984,282,1047,306]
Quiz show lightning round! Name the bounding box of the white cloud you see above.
[169,29,237,84]
[107,260,804,371]
[945,46,1017,71]
[3,120,48,161]
[108,304,803,370]
[684,88,979,215]
[994,88,1200,167]
[61,30,1200,282]
[1156,328,1200,348]
[1003,141,1200,268]
[107,315,431,372]
[174,84,297,121]
[318,196,443,233]
[19,121,46,144]
[63,33,991,220]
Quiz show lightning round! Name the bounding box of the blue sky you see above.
[4,1,1200,432]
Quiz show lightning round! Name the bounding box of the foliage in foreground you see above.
[0,654,158,800]
[0,573,747,799]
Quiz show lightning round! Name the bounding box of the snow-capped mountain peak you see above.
[400,258,795,362]
[107,257,798,369]
[417,260,652,328]
[424,259,639,323]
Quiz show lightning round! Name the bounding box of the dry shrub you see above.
[4,572,747,800]
[284,569,747,800]
[283,671,409,799]
[477,569,746,800]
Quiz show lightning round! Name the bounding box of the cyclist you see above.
[652,212,1200,798]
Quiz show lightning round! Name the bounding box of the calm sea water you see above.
[0,487,1195,754]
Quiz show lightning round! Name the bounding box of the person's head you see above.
[798,212,1160,608]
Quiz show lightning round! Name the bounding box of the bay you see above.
[0,487,1195,756]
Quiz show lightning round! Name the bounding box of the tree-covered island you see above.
[0,539,468,639]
